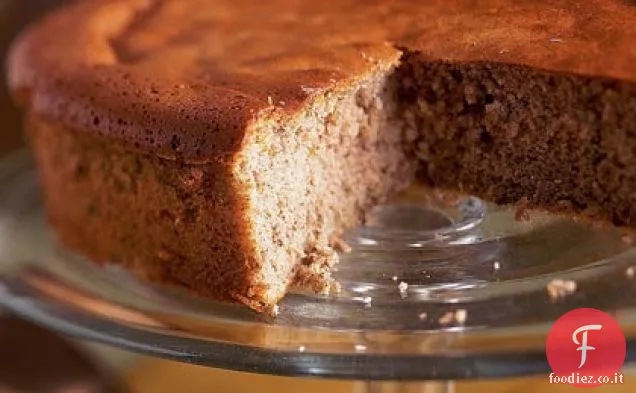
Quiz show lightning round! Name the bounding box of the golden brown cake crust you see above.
[8,0,636,161]
[26,112,275,308]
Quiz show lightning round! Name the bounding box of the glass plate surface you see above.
[1,150,636,381]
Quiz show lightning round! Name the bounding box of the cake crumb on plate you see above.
[455,309,467,325]
[546,279,577,299]
[330,235,352,253]
[438,311,454,325]
[514,207,530,222]
[398,281,409,298]
[438,309,467,326]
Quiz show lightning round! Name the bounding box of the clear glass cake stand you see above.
[1,150,636,393]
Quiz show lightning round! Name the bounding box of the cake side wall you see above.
[400,56,636,227]
[26,113,271,307]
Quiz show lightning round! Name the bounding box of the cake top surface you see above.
[8,0,636,160]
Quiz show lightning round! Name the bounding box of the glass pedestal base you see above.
[1,150,636,382]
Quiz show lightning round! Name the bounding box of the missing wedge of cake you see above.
[8,0,636,313]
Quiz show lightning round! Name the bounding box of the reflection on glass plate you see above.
[1,150,636,381]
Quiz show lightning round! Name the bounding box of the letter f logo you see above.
[572,324,603,368]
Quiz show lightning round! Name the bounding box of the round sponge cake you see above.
[7,0,636,312]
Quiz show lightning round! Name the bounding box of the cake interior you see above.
[233,62,415,305]
[232,49,636,306]
[400,52,636,227]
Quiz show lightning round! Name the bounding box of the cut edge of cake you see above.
[230,57,415,311]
